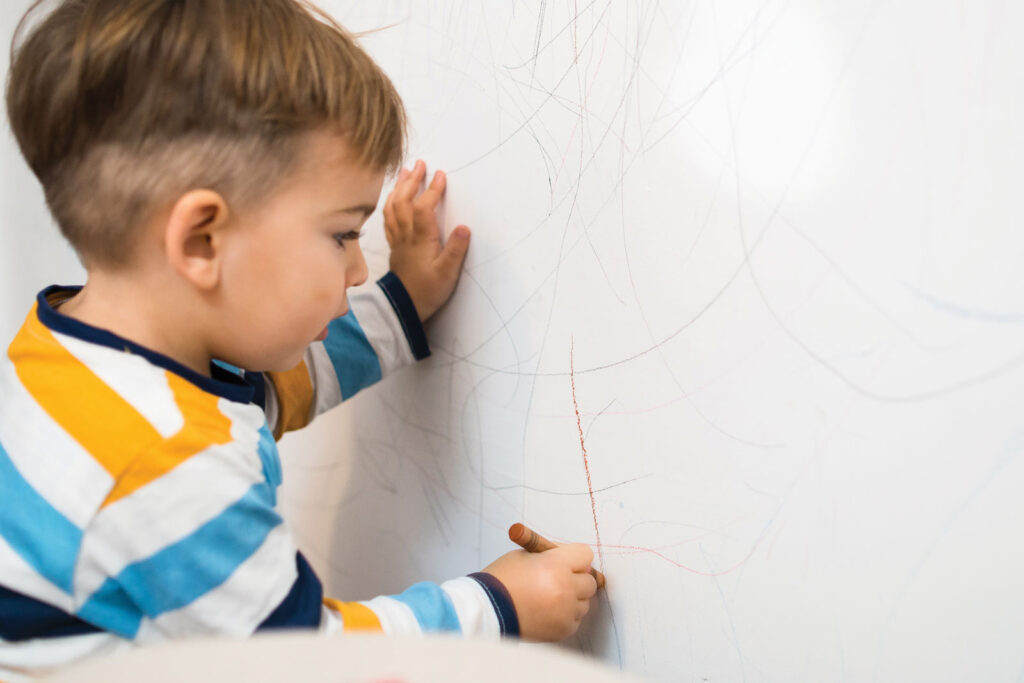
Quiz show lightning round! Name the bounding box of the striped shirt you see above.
[0,274,517,681]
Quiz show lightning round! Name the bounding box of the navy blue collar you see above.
[36,285,257,405]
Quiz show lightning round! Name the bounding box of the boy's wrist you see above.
[376,271,431,361]
[467,572,520,638]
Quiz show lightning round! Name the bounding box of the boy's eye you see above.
[332,230,362,247]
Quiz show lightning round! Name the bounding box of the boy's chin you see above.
[267,353,306,373]
[249,349,306,374]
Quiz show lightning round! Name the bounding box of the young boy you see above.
[0,0,598,678]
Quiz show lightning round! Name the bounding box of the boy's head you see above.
[6,0,406,271]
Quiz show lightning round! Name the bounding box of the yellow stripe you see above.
[9,304,234,506]
[102,371,232,507]
[10,305,162,477]
[323,598,383,631]
[266,360,314,440]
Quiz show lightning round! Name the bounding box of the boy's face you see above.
[216,130,385,372]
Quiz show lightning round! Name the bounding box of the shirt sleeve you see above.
[71,427,516,641]
[262,273,430,440]
[28,405,515,647]
[316,574,519,638]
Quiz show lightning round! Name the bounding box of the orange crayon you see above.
[508,523,607,589]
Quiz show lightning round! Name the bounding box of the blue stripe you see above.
[0,582,100,641]
[210,359,245,378]
[256,425,282,503]
[257,552,323,630]
[75,577,141,638]
[322,309,383,399]
[377,272,431,360]
[389,582,461,633]
[78,481,283,635]
[0,439,82,593]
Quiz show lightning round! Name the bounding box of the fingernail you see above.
[453,226,470,239]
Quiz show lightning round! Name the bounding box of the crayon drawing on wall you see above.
[270,2,1024,681]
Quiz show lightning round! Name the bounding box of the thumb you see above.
[553,543,595,572]
[439,225,471,275]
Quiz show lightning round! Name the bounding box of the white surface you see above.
[2,2,1023,682]
[41,633,641,683]
[279,3,1024,682]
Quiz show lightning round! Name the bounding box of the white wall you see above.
[0,4,84,345]
[286,3,1024,681]
[4,2,1024,682]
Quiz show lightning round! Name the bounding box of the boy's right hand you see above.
[482,544,598,642]
[383,160,471,322]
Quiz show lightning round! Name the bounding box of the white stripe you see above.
[53,331,185,439]
[361,596,422,635]
[219,398,271,449]
[319,605,344,634]
[305,343,341,418]
[442,577,501,639]
[0,631,131,677]
[0,359,112,527]
[349,287,416,379]
[75,441,264,600]
[143,523,298,640]
[0,535,75,611]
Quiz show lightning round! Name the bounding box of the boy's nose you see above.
[347,243,369,289]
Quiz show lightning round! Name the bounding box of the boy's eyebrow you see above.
[330,204,378,217]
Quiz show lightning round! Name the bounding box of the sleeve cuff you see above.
[256,553,324,631]
[467,572,520,638]
[376,272,431,361]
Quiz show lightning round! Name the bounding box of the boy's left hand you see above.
[383,159,471,321]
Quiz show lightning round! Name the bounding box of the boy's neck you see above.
[57,272,214,378]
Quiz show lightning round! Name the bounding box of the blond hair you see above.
[6,0,406,268]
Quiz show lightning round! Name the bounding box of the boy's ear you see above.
[164,189,231,291]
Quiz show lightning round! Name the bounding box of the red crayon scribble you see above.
[596,541,762,577]
[571,338,604,573]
